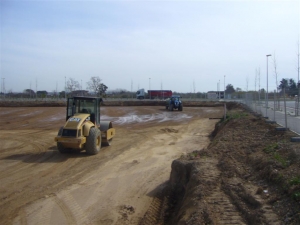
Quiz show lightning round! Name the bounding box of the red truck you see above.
[136,89,172,99]
[148,90,172,99]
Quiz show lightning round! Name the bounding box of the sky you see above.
[1,0,300,94]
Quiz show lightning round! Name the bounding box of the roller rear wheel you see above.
[86,127,101,155]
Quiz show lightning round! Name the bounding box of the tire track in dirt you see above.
[0,154,75,222]
[215,136,282,225]
[18,208,27,225]
[201,158,245,224]
[32,198,54,225]
[16,196,54,225]
[12,158,101,225]
[206,188,246,225]
[197,157,245,225]
[138,195,165,225]
[195,158,247,225]
[53,196,78,225]
[242,182,281,225]
[56,191,90,225]
[0,136,56,180]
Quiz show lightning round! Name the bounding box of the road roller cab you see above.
[54,97,115,155]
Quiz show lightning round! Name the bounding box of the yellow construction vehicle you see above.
[54,97,115,154]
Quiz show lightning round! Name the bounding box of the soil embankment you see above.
[0,99,226,107]
[152,104,300,224]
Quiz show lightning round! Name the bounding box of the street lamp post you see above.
[266,54,272,117]
[297,42,300,116]
[65,76,66,99]
[149,78,151,99]
[224,75,226,99]
[219,80,220,99]
[1,78,5,99]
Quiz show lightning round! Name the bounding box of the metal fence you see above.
[242,93,300,135]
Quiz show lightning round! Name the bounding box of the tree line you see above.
[16,76,108,98]
[225,78,299,97]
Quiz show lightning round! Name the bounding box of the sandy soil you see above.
[0,106,223,224]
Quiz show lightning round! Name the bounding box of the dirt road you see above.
[0,106,223,224]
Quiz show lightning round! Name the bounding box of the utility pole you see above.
[65,76,66,99]
[1,78,5,98]
[257,68,261,105]
[131,80,133,98]
[224,75,226,99]
[193,80,195,93]
[149,78,151,99]
[36,78,37,99]
[266,54,272,117]
[297,40,300,116]
[219,80,220,99]
[161,80,163,99]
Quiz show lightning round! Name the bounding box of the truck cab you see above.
[136,89,145,99]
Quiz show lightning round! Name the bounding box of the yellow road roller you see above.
[54,97,115,154]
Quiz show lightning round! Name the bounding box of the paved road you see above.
[249,102,300,135]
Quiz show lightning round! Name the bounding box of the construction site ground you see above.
[0,102,300,224]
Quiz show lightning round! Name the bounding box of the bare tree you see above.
[254,69,258,110]
[66,78,80,93]
[296,40,300,116]
[254,70,257,92]
[272,53,280,110]
[87,76,108,97]
[256,67,261,103]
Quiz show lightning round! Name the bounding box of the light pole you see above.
[1,78,5,98]
[266,54,272,117]
[217,81,219,99]
[1,78,3,95]
[149,78,151,99]
[224,75,226,99]
[65,76,66,99]
[297,41,300,116]
[219,79,220,99]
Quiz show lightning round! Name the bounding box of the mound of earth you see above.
[143,104,300,224]
[0,99,228,108]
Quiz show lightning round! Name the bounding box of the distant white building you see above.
[207,91,224,99]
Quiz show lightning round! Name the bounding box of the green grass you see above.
[263,143,279,154]
[292,192,300,201]
[190,151,198,158]
[263,143,289,167]
[273,152,289,167]
[290,177,300,186]
[221,112,248,123]
[274,173,284,183]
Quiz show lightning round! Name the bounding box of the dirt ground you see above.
[0,105,223,224]
[1,103,300,225]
